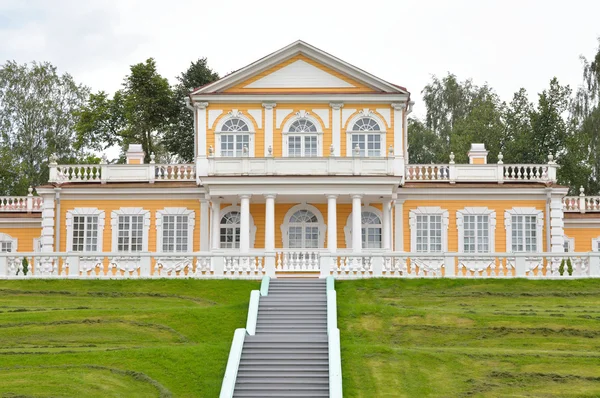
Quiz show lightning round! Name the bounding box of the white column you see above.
[263,103,276,156]
[351,194,362,253]
[550,196,565,252]
[330,103,343,156]
[41,193,56,253]
[195,102,209,177]
[239,194,251,253]
[382,199,392,250]
[264,194,276,251]
[199,198,210,251]
[391,103,405,157]
[394,200,404,251]
[327,195,338,252]
[210,199,221,250]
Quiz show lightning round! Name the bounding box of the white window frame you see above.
[592,236,600,252]
[111,208,151,252]
[0,232,17,252]
[504,207,544,253]
[33,237,42,253]
[345,112,387,157]
[564,235,574,252]
[66,208,105,252]
[456,207,496,253]
[156,208,195,253]
[215,112,255,157]
[280,204,326,249]
[409,207,449,253]
[282,112,324,157]
[219,205,257,249]
[343,206,383,249]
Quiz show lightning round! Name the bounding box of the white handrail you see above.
[245,290,260,336]
[326,276,343,398]
[219,328,246,398]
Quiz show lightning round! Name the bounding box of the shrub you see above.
[559,259,565,276]
[567,258,573,276]
[22,257,29,276]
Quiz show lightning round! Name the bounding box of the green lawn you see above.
[0,279,258,397]
[337,279,600,397]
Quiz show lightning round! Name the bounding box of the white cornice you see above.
[0,219,41,227]
[193,94,408,103]
[192,41,408,95]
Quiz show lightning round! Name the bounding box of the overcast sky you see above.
[1,0,599,118]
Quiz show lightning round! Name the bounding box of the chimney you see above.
[126,144,145,164]
[468,143,488,165]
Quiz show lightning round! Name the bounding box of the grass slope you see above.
[0,279,258,397]
[337,279,600,397]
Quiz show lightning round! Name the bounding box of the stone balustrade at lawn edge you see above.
[1,251,599,279]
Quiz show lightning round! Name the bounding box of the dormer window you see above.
[215,114,255,157]
[283,112,323,157]
[346,114,386,157]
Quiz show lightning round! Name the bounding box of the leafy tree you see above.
[0,61,90,195]
[163,58,219,162]
[407,118,445,164]
[76,58,174,163]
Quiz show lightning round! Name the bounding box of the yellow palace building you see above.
[1,41,599,279]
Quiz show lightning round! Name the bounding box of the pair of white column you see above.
[209,195,253,253]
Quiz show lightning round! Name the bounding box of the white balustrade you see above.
[405,165,450,181]
[55,165,102,182]
[329,255,373,278]
[0,196,42,212]
[224,255,265,278]
[276,250,321,272]
[563,195,600,212]
[502,165,548,181]
[154,164,195,181]
[48,163,195,184]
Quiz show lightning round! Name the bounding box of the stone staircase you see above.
[233,279,329,397]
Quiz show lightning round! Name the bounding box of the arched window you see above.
[347,115,385,157]
[288,210,319,248]
[217,117,251,157]
[220,211,241,249]
[362,211,382,249]
[283,113,323,157]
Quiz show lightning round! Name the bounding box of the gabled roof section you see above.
[191,41,409,95]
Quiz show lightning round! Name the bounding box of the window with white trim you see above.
[457,208,496,254]
[156,208,195,253]
[288,210,320,248]
[220,211,241,249]
[287,119,318,157]
[362,211,382,249]
[0,233,17,252]
[111,208,150,253]
[564,236,574,252]
[218,118,250,157]
[66,208,105,253]
[349,117,382,157]
[593,237,600,252]
[504,208,543,253]
[409,207,449,253]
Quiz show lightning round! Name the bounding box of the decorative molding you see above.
[504,207,544,253]
[0,232,18,252]
[343,205,383,249]
[110,208,151,252]
[409,207,449,252]
[329,102,343,111]
[247,109,263,129]
[390,102,406,111]
[262,102,277,110]
[66,208,106,252]
[208,109,224,129]
[276,109,293,129]
[341,108,356,128]
[456,207,497,253]
[155,208,196,253]
[214,111,255,132]
[220,205,257,249]
[280,203,326,248]
[376,108,391,128]
[194,102,209,109]
[311,109,329,129]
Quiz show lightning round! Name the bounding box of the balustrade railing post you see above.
[515,256,527,277]
[100,159,108,184]
[26,187,33,213]
[449,152,456,184]
[579,186,586,214]
[371,255,383,276]
[547,154,557,183]
[140,255,151,276]
[320,253,331,278]
[264,252,276,277]
[0,256,6,277]
[590,253,600,277]
[213,255,224,277]
[66,256,80,277]
[443,253,456,277]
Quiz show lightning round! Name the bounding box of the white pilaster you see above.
[330,103,343,156]
[391,103,405,157]
[264,194,276,251]
[550,197,565,252]
[199,198,210,251]
[394,200,404,251]
[382,199,392,250]
[195,102,209,177]
[211,199,221,250]
[239,194,251,253]
[41,193,56,253]
[327,194,338,252]
[263,103,276,156]
[351,194,362,253]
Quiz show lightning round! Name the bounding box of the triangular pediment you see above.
[191,41,409,96]
[244,59,355,89]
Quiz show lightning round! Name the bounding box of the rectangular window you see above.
[220,226,240,249]
[288,135,318,157]
[221,134,249,157]
[351,134,381,157]
[0,241,12,252]
[511,215,537,252]
[118,215,144,252]
[416,214,442,253]
[162,215,189,252]
[362,227,382,249]
[463,215,489,253]
[72,215,99,252]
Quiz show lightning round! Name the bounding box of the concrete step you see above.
[236,377,328,384]
[234,393,328,397]
[238,365,329,372]
[241,353,328,360]
[245,334,328,343]
[239,360,329,367]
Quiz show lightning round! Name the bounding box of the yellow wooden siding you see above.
[0,226,41,252]
[402,200,547,253]
[564,226,600,252]
[223,55,378,94]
